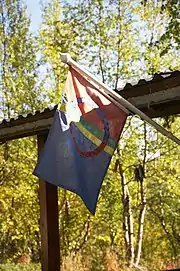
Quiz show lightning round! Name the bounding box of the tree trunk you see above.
[135,180,146,266]
[134,122,147,266]
[127,193,134,267]
[119,162,134,266]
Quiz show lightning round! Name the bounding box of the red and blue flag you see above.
[34,67,127,214]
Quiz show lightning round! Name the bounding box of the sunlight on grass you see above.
[0,264,41,271]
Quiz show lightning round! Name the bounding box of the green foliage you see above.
[0,0,179,269]
[38,0,81,103]
[0,138,40,262]
[0,0,41,263]
[62,0,141,87]
[137,0,180,74]
[0,0,43,118]
[0,264,40,271]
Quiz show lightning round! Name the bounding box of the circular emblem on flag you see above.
[70,98,110,157]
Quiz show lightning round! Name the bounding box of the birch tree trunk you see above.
[135,180,147,266]
[135,122,147,266]
[119,162,134,266]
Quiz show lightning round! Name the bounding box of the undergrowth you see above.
[0,264,41,271]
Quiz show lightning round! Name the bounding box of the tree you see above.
[0,0,42,118]
[142,0,179,54]
[56,0,180,268]
[0,0,41,262]
[62,0,141,87]
[136,0,180,75]
[39,0,80,104]
[0,0,179,268]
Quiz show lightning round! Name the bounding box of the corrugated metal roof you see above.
[0,70,180,128]
[118,70,180,91]
[0,105,57,128]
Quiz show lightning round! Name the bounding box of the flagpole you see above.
[60,53,180,146]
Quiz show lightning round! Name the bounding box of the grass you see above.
[0,264,41,271]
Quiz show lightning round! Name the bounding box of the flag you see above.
[34,67,127,214]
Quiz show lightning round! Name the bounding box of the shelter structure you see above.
[0,70,180,271]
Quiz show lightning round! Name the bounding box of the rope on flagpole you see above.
[60,53,180,146]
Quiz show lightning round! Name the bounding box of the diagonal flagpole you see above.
[60,53,180,146]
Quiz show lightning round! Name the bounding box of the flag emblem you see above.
[34,67,127,214]
[64,97,110,157]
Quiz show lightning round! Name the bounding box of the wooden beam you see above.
[37,133,60,271]
[0,117,53,142]
[125,86,180,108]
[137,99,180,118]
[0,106,56,142]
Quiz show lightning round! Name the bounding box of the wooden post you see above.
[37,133,60,271]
